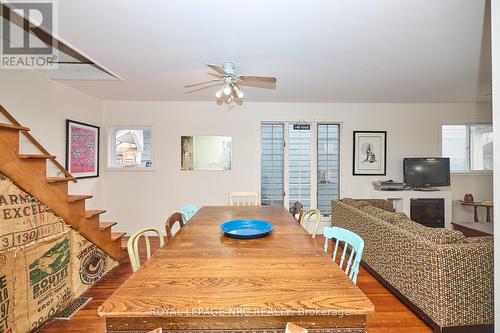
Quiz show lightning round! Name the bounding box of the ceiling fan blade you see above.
[184,83,222,94]
[207,64,227,75]
[239,75,276,83]
[184,78,222,88]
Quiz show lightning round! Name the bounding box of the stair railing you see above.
[0,105,77,182]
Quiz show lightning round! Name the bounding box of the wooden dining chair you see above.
[127,227,165,272]
[180,204,199,224]
[148,328,162,333]
[301,208,321,238]
[165,212,185,240]
[289,201,304,223]
[286,323,308,333]
[229,192,260,206]
[323,226,364,284]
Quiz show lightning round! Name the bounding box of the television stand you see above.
[414,187,440,192]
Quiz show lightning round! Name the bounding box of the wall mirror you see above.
[181,136,232,170]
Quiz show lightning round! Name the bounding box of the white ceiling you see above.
[53,0,491,102]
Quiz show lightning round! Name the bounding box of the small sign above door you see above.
[293,124,310,130]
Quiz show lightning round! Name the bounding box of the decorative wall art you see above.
[66,120,100,178]
[352,131,387,176]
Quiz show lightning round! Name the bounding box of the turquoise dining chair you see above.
[127,227,164,272]
[323,226,364,284]
[180,204,199,224]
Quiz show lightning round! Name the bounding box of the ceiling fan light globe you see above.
[236,91,244,99]
[215,87,224,98]
[223,85,232,96]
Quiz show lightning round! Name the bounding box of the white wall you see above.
[490,0,499,331]
[0,70,103,208]
[101,101,492,233]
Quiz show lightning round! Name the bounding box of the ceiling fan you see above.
[185,62,277,103]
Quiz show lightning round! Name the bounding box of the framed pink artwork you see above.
[65,120,100,179]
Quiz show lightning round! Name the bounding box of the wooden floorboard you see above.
[37,236,432,333]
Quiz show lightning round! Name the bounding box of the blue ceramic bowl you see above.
[220,220,273,239]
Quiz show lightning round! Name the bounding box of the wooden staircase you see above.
[0,105,127,261]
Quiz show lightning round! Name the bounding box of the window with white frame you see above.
[260,122,340,216]
[442,123,492,171]
[260,124,285,206]
[317,124,340,214]
[108,125,153,169]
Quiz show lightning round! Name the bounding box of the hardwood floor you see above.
[37,236,432,333]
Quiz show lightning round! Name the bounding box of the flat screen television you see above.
[403,158,450,189]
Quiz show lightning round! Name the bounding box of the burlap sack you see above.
[70,231,118,296]
[14,232,73,333]
[0,250,15,333]
[0,173,66,251]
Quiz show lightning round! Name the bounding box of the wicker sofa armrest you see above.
[462,236,494,243]
[434,241,494,327]
[358,199,395,212]
[341,198,394,212]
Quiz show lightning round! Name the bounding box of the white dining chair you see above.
[286,323,307,333]
[148,328,163,333]
[229,192,260,206]
[127,228,165,272]
[301,208,321,239]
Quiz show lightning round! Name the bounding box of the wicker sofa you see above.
[331,199,494,333]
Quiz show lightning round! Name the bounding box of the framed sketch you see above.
[66,120,100,179]
[353,131,387,176]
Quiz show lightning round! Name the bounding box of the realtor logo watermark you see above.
[1,1,58,68]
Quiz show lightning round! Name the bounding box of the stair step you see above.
[18,153,56,159]
[85,210,106,218]
[111,232,126,242]
[0,123,30,131]
[67,194,93,202]
[99,222,117,230]
[46,177,77,183]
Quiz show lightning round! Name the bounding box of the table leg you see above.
[474,206,478,222]
[486,207,491,223]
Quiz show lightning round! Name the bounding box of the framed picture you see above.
[353,131,387,176]
[66,120,100,179]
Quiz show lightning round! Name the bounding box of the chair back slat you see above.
[300,208,321,238]
[180,204,199,224]
[339,240,349,268]
[229,192,260,206]
[323,226,364,284]
[344,245,356,277]
[166,212,185,240]
[127,228,164,272]
[333,239,340,259]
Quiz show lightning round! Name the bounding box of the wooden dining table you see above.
[98,206,374,333]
